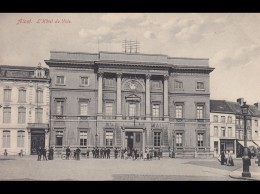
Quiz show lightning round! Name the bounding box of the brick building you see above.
[45,51,214,157]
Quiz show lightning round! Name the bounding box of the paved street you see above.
[0,155,245,181]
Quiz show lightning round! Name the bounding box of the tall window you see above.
[196,82,204,90]
[152,104,160,118]
[56,99,65,115]
[221,116,225,123]
[228,127,232,137]
[18,107,26,123]
[247,120,251,127]
[56,76,65,85]
[17,131,25,147]
[176,133,183,147]
[228,116,232,123]
[56,131,63,146]
[3,130,10,148]
[154,132,161,146]
[79,101,88,116]
[129,103,136,117]
[174,81,183,89]
[152,81,160,89]
[214,126,218,136]
[35,108,43,123]
[105,131,113,146]
[221,127,226,137]
[105,102,113,116]
[196,105,204,119]
[214,115,218,122]
[36,89,43,103]
[3,107,11,123]
[197,133,204,147]
[80,77,89,86]
[4,89,11,102]
[236,119,239,126]
[18,89,26,103]
[175,104,183,119]
[80,131,87,146]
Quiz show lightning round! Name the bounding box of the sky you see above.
[0,13,259,105]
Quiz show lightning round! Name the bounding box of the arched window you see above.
[17,130,25,147]
[3,130,11,148]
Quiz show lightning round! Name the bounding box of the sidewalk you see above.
[229,161,260,181]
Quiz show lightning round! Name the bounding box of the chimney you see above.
[237,98,244,106]
[254,102,260,110]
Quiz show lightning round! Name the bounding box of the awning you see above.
[238,140,258,147]
[253,140,260,147]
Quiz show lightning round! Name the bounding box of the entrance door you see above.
[31,132,45,155]
[126,132,134,155]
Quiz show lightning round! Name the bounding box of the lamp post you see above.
[241,102,251,178]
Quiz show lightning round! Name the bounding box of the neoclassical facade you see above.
[0,65,50,155]
[45,51,214,157]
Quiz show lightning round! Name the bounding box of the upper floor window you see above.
[152,81,160,89]
[129,103,136,117]
[3,89,11,102]
[152,104,160,118]
[214,115,218,122]
[3,107,11,123]
[56,130,63,146]
[56,76,65,85]
[79,101,88,116]
[18,107,26,124]
[196,82,205,90]
[221,116,225,123]
[214,126,218,136]
[56,99,65,115]
[175,104,183,119]
[105,102,113,116]
[36,89,43,103]
[105,78,114,87]
[228,127,232,137]
[221,127,226,137]
[228,116,232,123]
[18,89,26,103]
[35,108,43,123]
[80,77,89,86]
[174,81,183,89]
[196,104,204,119]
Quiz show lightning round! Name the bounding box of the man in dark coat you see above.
[76,147,81,160]
[66,146,71,160]
[107,148,110,159]
[248,148,252,166]
[42,147,48,161]
[37,146,42,161]
[49,147,54,160]
[220,151,225,165]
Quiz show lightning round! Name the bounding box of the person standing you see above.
[86,147,90,159]
[248,148,252,166]
[49,147,54,160]
[42,147,48,161]
[76,147,81,160]
[37,146,42,161]
[220,151,225,165]
[66,146,71,160]
[107,148,110,159]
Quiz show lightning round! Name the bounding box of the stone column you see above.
[27,129,31,155]
[163,75,169,121]
[97,72,103,119]
[145,74,151,121]
[45,129,49,149]
[116,73,122,120]
[122,130,125,149]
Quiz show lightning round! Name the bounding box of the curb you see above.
[229,168,259,181]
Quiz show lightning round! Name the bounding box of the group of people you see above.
[36,146,54,161]
[92,147,111,159]
[65,147,81,160]
[220,150,234,166]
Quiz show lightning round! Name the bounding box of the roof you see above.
[210,100,234,113]
[47,51,211,68]
[210,100,260,117]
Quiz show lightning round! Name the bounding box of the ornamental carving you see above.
[122,79,145,92]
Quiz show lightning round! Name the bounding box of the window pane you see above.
[214,127,218,136]
[176,133,183,146]
[18,90,26,102]
[3,107,11,123]
[18,107,26,123]
[176,105,183,118]
[197,133,204,147]
[56,100,64,115]
[4,89,11,102]
[35,108,43,123]
[80,131,87,146]
[129,103,136,116]
[105,103,113,116]
[3,131,11,148]
[196,82,204,90]
[80,103,88,116]
[56,76,64,84]
[81,77,89,85]
[36,90,43,103]
[56,131,63,146]
[105,131,113,146]
[196,105,204,119]
[154,132,161,146]
[152,104,159,117]
[17,131,25,147]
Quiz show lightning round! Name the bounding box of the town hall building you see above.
[45,51,214,157]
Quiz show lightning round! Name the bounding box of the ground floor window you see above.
[80,131,87,146]
[197,133,204,147]
[176,133,183,147]
[154,132,161,147]
[56,131,63,146]
[105,131,113,147]
[3,130,10,148]
[17,130,25,147]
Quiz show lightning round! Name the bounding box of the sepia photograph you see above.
[0,13,259,181]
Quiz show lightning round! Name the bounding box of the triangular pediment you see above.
[125,93,140,101]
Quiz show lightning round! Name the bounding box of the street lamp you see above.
[241,102,251,178]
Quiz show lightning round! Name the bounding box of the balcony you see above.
[51,115,97,120]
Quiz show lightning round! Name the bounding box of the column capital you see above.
[97,72,104,78]
[164,74,169,80]
[117,73,123,78]
[146,74,151,79]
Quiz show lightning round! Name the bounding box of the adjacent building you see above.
[0,64,50,155]
[45,51,214,158]
[210,98,260,158]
